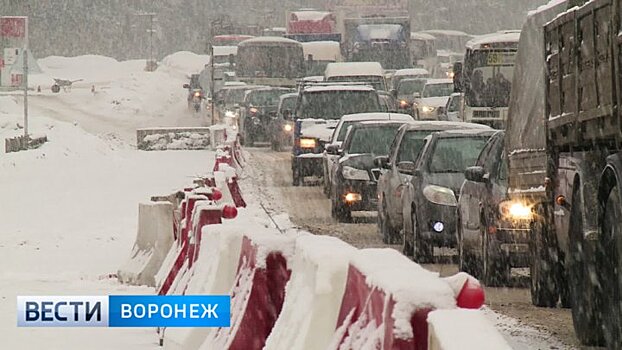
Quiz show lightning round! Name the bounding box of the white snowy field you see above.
[0,52,213,349]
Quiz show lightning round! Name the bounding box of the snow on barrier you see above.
[117,201,175,287]
[328,249,482,350]
[136,127,213,151]
[264,235,357,350]
[200,231,296,350]
[427,309,512,350]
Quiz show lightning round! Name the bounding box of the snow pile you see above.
[264,235,356,350]
[428,309,512,350]
[140,131,211,150]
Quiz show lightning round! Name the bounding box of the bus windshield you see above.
[237,45,304,79]
[464,50,516,108]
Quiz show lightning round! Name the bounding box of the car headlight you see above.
[194,91,201,97]
[299,138,316,149]
[421,106,436,114]
[499,200,533,220]
[225,110,236,118]
[249,107,258,115]
[423,185,457,206]
[283,124,293,132]
[342,166,370,181]
[400,100,409,108]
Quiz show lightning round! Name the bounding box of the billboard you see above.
[0,16,27,39]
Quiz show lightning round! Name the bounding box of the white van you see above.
[324,62,387,91]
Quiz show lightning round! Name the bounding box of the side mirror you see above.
[413,92,421,99]
[326,144,342,156]
[397,161,416,175]
[465,166,487,183]
[374,156,389,169]
[183,83,190,89]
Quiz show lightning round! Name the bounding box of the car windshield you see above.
[326,76,386,91]
[429,136,490,173]
[279,96,297,114]
[397,130,434,162]
[346,124,402,155]
[398,80,427,96]
[225,89,249,105]
[298,91,382,119]
[249,89,292,106]
[422,83,454,98]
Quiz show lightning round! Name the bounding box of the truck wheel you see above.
[529,209,559,307]
[457,214,480,278]
[379,199,399,244]
[412,209,433,263]
[567,188,604,346]
[483,230,510,287]
[292,166,301,187]
[331,196,351,223]
[601,185,622,349]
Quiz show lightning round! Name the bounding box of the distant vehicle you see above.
[212,34,255,46]
[183,74,205,112]
[285,9,341,42]
[302,41,342,76]
[453,30,520,128]
[322,112,414,196]
[400,129,495,262]
[435,50,463,79]
[414,79,454,120]
[410,31,438,72]
[291,84,384,186]
[457,131,529,286]
[324,62,387,91]
[419,29,473,53]
[391,68,430,90]
[327,120,408,222]
[211,45,237,69]
[375,121,491,245]
[394,78,427,114]
[342,17,411,69]
[270,92,298,151]
[213,84,265,126]
[378,90,398,113]
[263,27,287,37]
[236,37,305,87]
[240,87,295,146]
[444,93,463,121]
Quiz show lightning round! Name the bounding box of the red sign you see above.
[0,17,26,38]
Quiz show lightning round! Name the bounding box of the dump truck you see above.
[506,0,622,348]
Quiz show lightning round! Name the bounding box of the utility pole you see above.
[137,12,157,71]
[23,16,29,139]
[210,43,215,126]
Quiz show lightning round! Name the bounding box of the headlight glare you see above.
[422,106,436,114]
[423,185,457,206]
[499,201,533,220]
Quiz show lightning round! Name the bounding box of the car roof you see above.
[340,112,414,122]
[432,129,498,138]
[424,79,453,85]
[324,62,384,77]
[403,121,492,131]
[303,85,376,93]
[354,120,411,127]
[393,68,430,76]
[279,92,299,100]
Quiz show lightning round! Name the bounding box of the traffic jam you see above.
[183,0,622,348]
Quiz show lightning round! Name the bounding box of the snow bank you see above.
[428,309,512,350]
[265,235,356,350]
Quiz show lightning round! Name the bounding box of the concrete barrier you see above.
[427,309,512,350]
[264,235,356,350]
[117,202,175,287]
[136,127,212,151]
[200,232,296,350]
[329,249,458,350]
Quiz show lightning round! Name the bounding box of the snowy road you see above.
[244,147,591,350]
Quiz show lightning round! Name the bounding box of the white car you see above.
[414,79,455,120]
[322,112,414,196]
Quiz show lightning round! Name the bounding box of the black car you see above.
[400,129,495,262]
[240,87,294,146]
[328,120,407,222]
[457,131,530,286]
[269,92,298,151]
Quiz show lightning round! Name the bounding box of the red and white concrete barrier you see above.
[427,309,511,350]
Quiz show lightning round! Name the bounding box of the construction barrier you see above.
[117,202,175,287]
[427,309,512,350]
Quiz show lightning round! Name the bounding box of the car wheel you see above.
[601,185,622,349]
[412,208,433,264]
[379,198,399,244]
[322,163,331,197]
[457,214,480,278]
[529,205,559,307]
[566,187,604,346]
[331,195,352,223]
[482,221,510,287]
[292,166,301,187]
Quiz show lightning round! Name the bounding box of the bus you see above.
[410,31,438,71]
[302,41,342,76]
[419,30,473,53]
[236,37,305,87]
[455,30,520,128]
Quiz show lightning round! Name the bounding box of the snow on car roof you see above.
[238,36,302,46]
[528,0,567,16]
[393,68,429,77]
[291,10,332,21]
[280,92,299,99]
[425,78,453,85]
[354,119,412,127]
[404,121,491,131]
[411,32,437,41]
[324,62,384,78]
[302,41,341,61]
[420,29,472,37]
[466,31,521,50]
[212,46,237,56]
[435,129,498,137]
[303,85,375,93]
[340,112,414,122]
